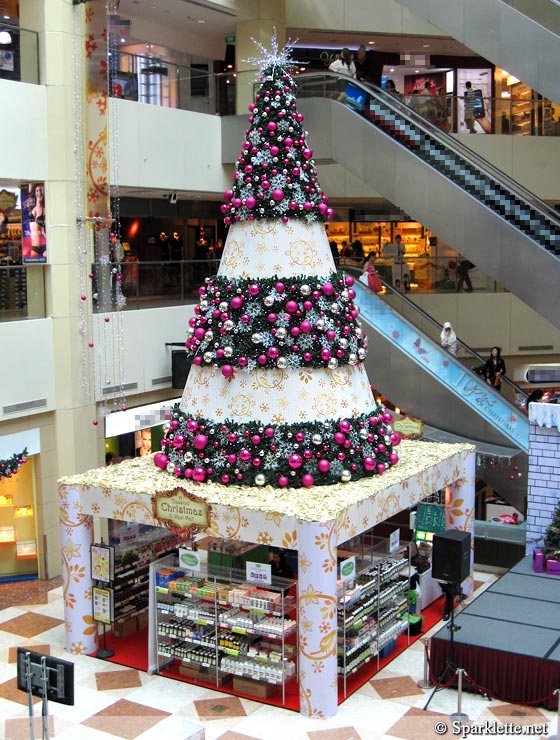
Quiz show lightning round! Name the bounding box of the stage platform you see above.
[430,556,560,709]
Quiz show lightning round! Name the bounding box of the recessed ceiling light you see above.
[389,68,395,72]
[197,19,205,23]
[415,69,419,73]
[368,41,375,45]
[120,38,125,43]
[422,44,430,48]
[3,14,9,19]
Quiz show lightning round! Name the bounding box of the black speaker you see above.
[432,530,471,584]
[172,350,191,390]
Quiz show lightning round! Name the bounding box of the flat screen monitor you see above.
[110,71,138,101]
[345,82,367,112]
[16,648,75,706]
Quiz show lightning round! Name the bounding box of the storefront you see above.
[59,439,474,717]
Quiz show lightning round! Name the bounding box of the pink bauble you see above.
[275,282,285,293]
[384,412,393,423]
[376,463,385,474]
[288,453,303,469]
[248,284,260,296]
[221,474,230,484]
[239,448,251,461]
[270,145,279,156]
[264,427,275,438]
[300,321,312,334]
[245,195,256,209]
[348,288,356,299]
[267,313,277,323]
[267,347,279,359]
[224,189,233,201]
[192,467,206,482]
[267,121,277,131]
[321,348,331,361]
[187,419,199,433]
[364,456,376,471]
[377,443,386,453]
[282,215,289,223]
[221,365,234,378]
[303,148,313,160]
[339,420,351,434]
[154,453,169,470]
[318,459,330,473]
[272,189,284,202]
[302,474,314,487]
[193,434,208,450]
[286,300,298,314]
[284,137,293,148]
[390,432,401,446]
[169,420,178,430]
[173,434,185,448]
[326,330,336,340]
[303,352,312,362]
[303,202,312,212]
[231,296,243,310]
[227,432,237,442]
[227,454,237,464]
[278,476,289,487]
[261,180,270,190]
[334,432,346,445]
[291,326,300,337]
[257,354,267,365]
[193,356,202,366]
[322,283,334,296]
[389,453,399,465]
[239,356,248,367]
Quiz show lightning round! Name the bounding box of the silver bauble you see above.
[203,352,212,363]
[328,358,338,369]
[252,333,262,343]
[348,354,358,365]
[276,328,287,341]
[277,357,288,369]
[223,320,234,331]
[224,346,233,357]
[264,295,274,307]
[341,470,352,482]
[312,434,323,445]
[300,284,311,295]
[339,338,349,349]
[219,302,228,312]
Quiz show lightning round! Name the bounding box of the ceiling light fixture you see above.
[0,30,11,44]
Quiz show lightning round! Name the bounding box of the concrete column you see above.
[236,0,286,113]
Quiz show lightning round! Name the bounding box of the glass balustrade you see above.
[0,23,39,85]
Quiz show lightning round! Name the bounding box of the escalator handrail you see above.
[343,263,528,402]
[295,71,560,228]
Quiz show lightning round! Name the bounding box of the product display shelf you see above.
[112,532,181,638]
[151,555,297,704]
[337,548,410,696]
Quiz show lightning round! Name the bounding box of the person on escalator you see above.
[440,322,458,356]
[329,48,356,101]
[484,346,507,392]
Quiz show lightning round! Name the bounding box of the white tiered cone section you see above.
[155,46,401,490]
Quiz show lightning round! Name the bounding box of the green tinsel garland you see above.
[0,448,28,478]
[187,272,365,371]
[155,406,400,489]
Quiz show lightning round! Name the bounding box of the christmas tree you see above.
[154,37,401,490]
[543,500,560,561]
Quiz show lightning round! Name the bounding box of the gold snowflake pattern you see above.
[70,641,87,655]
[319,621,330,634]
[279,398,289,409]
[301,618,313,633]
[271,414,285,425]
[298,369,313,384]
[266,511,283,527]
[298,552,312,573]
[62,542,82,560]
[256,531,273,545]
[312,661,325,674]
[260,403,270,413]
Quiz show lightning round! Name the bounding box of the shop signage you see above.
[0,188,17,213]
[389,528,401,554]
[153,488,211,534]
[224,33,235,44]
[393,417,424,438]
[340,556,356,583]
[178,547,202,572]
[416,503,446,534]
[246,560,272,586]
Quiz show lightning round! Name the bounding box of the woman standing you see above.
[484,346,506,391]
[440,322,458,356]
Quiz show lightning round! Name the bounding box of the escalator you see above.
[290,74,560,327]
[397,0,560,104]
[352,274,529,513]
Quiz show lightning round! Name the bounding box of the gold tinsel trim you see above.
[59,440,474,522]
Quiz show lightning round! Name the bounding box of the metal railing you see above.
[0,263,46,320]
[344,263,528,411]
[0,22,39,85]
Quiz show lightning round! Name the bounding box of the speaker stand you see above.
[423,582,461,711]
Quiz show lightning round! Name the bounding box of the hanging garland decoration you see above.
[0,448,28,479]
[155,407,400,489]
[186,271,367,372]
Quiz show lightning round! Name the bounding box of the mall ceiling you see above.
[119,0,476,57]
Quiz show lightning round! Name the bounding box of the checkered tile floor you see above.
[0,573,555,740]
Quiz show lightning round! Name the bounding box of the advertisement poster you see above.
[21,182,47,263]
[92,586,114,625]
[91,544,114,583]
[457,68,493,134]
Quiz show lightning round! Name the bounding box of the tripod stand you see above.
[423,581,463,711]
